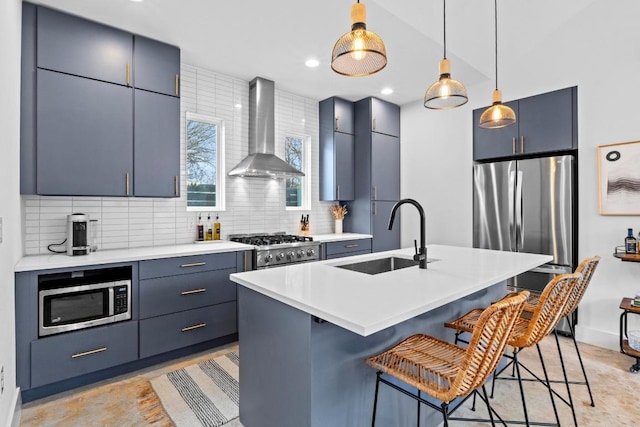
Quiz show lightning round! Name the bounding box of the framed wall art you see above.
[598,140,640,215]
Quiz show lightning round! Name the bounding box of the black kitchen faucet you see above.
[388,198,427,269]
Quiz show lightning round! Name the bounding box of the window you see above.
[285,135,310,210]
[186,112,225,210]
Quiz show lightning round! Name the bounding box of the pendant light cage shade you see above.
[331,2,387,77]
[479,90,516,129]
[424,59,468,109]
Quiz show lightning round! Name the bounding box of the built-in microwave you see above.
[38,266,132,337]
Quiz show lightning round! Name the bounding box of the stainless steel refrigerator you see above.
[473,155,577,332]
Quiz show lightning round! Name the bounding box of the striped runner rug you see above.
[148,351,241,427]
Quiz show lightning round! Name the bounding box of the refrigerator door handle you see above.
[530,264,573,275]
[508,170,516,252]
[516,170,524,250]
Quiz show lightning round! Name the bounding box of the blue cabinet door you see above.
[372,201,401,252]
[334,132,355,200]
[36,70,133,196]
[134,90,180,197]
[133,35,181,97]
[37,6,132,86]
[472,100,519,161]
[334,97,355,134]
[371,133,400,201]
[518,87,577,155]
[371,97,400,137]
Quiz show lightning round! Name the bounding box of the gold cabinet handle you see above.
[373,186,378,200]
[125,173,130,195]
[337,185,340,200]
[335,116,340,131]
[175,74,180,96]
[345,244,359,248]
[126,63,131,86]
[181,288,207,295]
[520,135,524,153]
[373,117,377,131]
[373,202,377,216]
[512,137,516,154]
[182,323,206,332]
[72,347,107,359]
[174,175,179,196]
[180,262,206,268]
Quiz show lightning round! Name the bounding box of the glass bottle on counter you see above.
[625,228,637,254]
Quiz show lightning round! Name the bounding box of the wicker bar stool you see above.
[518,256,600,427]
[444,272,581,427]
[366,290,529,427]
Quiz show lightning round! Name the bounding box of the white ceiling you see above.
[30,0,599,106]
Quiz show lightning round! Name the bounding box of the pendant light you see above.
[424,0,468,109]
[331,1,387,77]
[479,0,516,128]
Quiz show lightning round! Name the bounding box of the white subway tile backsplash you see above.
[22,64,335,255]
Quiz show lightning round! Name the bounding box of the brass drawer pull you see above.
[175,74,180,96]
[72,347,107,359]
[125,172,130,195]
[181,288,206,295]
[180,262,206,268]
[174,175,179,196]
[182,323,207,332]
[345,244,359,248]
[125,63,131,86]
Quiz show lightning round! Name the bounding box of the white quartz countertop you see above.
[15,241,255,272]
[230,245,552,336]
[309,233,372,242]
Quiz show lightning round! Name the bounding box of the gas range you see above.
[229,232,321,269]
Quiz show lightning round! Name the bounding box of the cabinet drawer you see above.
[140,268,237,318]
[30,321,138,388]
[326,239,372,257]
[327,249,371,260]
[139,252,236,279]
[139,302,237,358]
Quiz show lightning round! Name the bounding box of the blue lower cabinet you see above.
[30,321,138,388]
[325,238,372,259]
[139,302,237,359]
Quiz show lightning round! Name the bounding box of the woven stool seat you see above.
[367,291,530,426]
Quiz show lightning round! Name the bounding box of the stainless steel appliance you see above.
[67,213,92,256]
[38,266,132,337]
[473,154,577,332]
[229,232,321,269]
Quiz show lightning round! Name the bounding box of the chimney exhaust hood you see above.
[228,77,305,178]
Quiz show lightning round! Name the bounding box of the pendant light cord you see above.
[443,0,447,59]
[494,0,498,91]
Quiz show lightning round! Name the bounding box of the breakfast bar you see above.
[230,245,551,427]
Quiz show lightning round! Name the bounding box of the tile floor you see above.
[18,335,640,426]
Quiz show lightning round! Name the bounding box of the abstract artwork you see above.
[598,140,640,215]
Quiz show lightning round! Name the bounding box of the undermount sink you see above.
[335,256,429,275]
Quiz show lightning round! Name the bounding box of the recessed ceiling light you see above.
[381,88,393,95]
[305,59,320,68]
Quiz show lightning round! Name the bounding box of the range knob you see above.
[306,248,315,256]
[264,254,273,263]
[276,252,285,261]
[286,251,295,260]
[297,250,304,258]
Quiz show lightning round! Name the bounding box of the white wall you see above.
[400,0,640,350]
[23,65,335,254]
[0,0,23,425]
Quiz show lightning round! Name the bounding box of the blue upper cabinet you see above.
[133,35,181,97]
[37,6,133,86]
[473,86,577,161]
[370,97,400,137]
[319,97,355,201]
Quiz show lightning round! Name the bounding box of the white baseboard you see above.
[7,388,20,427]
[575,324,619,351]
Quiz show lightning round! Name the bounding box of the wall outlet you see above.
[1,365,4,395]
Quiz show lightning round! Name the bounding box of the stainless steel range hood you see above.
[228,77,304,178]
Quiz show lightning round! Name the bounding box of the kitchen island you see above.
[230,245,551,427]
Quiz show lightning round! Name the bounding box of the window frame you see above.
[284,133,311,211]
[185,112,226,212]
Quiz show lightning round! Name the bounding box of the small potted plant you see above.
[330,204,348,234]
